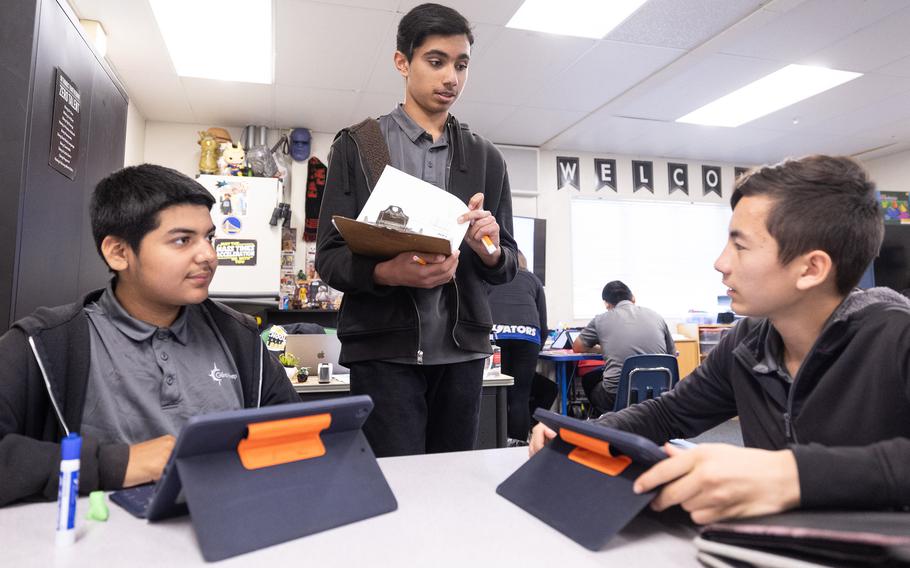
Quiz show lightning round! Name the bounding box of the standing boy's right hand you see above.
[123,434,176,487]
[529,423,557,456]
[373,250,460,288]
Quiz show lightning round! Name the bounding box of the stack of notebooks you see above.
[695,511,910,567]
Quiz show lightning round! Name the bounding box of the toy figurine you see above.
[221,142,247,176]
[198,132,219,175]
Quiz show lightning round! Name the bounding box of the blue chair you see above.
[613,354,679,412]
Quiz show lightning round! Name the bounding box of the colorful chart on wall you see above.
[879,191,910,224]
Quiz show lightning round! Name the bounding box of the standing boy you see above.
[316,3,518,457]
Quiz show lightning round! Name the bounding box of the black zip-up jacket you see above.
[0,290,299,506]
[316,116,518,364]
[594,288,910,510]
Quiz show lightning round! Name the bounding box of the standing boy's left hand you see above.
[458,193,501,267]
[633,443,802,524]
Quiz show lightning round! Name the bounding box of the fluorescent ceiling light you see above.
[150,0,273,84]
[506,0,647,39]
[677,64,861,127]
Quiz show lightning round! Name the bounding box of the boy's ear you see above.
[100,235,131,272]
[394,51,410,78]
[795,250,834,292]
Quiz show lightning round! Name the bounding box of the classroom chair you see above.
[612,354,679,412]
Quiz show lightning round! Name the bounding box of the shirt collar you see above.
[98,281,190,345]
[390,104,448,146]
[755,325,792,383]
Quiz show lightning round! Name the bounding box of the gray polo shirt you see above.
[81,285,244,445]
[379,105,486,365]
[578,301,675,393]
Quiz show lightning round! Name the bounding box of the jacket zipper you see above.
[28,336,70,436]
[407,290,424,364]
[451,278,461,348]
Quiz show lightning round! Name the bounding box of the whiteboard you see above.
[570,198,731,319]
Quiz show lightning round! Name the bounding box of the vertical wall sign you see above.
[667,163,689,195]
[556,156,580,190]
[48,68,81,180]
[632,160,653,193]
[594,158,617,191]
[702,165,722,197]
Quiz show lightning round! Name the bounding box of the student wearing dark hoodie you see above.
[0,164,298,507]
[316,3,518,457]
[531,155,910,522]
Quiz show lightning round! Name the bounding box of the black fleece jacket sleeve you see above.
[0,327,129,506]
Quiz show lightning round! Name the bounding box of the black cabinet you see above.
[1,0,128,327]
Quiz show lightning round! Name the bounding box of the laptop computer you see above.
[285,333,349,373]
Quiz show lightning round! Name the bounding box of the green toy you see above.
[86,490,109,521]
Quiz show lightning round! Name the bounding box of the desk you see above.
[0,448,699,567]
[293,373,514,450]
[538,350,603,415]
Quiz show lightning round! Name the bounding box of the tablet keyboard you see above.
[110,484,156,519]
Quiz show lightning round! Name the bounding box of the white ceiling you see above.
[70,0,910,164]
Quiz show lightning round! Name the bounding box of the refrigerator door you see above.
[198,175,282,298]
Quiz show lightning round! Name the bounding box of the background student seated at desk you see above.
[574,280,675,415]
[0,164,298,507]
[532,155,910,524]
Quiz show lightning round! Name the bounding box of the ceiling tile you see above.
[607,0,765,50]
[397,0,525,25]
[275,1,396,90]
[718,0,909,61]
[804,6,910,72]
[181,78,274,126]
[274,85,360,132]
[522,40,683,112]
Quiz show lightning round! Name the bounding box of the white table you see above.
[0,448,700,567]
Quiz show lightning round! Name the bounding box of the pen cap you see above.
[61,433,82,460]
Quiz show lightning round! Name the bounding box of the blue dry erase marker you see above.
[56,433,81,545]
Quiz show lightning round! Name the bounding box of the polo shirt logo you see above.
[209,364,238,385]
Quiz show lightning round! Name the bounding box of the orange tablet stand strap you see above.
[237,413,332,470]
[560,428,632,476]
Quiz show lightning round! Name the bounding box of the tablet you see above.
[112,396,375,521]
[534,408,667,465]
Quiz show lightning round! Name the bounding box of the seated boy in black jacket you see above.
[531,155,910,523]
[0,164,298,506]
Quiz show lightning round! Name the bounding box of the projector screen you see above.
[570,198,731,319]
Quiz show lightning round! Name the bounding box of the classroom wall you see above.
[529,151,745,328]
[863,150,910,190]
[123,102,146,167]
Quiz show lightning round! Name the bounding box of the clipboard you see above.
[332,215,452,259]
[116,396,397,562]
[496,409,667,550]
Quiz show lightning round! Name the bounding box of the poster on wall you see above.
[48,68,81,180]
[702,165,722,197]
[632,160,653,193]
[880,191,910,224]
[556,156,580,190]
[668,163,688,195]
[594,158,617,191]
[215,239,258,266]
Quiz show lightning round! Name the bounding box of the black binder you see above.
[117,396,397,561]
[496,409,666,550]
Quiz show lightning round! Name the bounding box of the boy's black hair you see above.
[90,164,215,266]
[602,281,633,305]
[397,3,474,61]
[731,155,883,295]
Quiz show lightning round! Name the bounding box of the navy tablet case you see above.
[112,396,397,561]
[496,409,666,550]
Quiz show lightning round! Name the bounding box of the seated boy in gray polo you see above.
[0,164,298,507]
[574,280,675,413]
